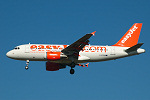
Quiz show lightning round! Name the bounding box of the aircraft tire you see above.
[70,69,75,74]
[25,66,28,70]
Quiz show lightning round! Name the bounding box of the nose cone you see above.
[6,50,15,59]
[6,51,11,58]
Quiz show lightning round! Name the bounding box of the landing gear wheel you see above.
[70,69,75,74]
[25,66,28,70]
[25,60,29,70]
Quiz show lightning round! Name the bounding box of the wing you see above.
[61,31,96,59]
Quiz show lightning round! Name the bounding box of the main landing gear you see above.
[69,62,75,74]
[25,60,29,70]
[70,68,75,74]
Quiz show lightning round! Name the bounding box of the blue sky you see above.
[0,0,150,100]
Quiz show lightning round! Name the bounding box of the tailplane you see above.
[113,23,143,47]
[125,43,144,53]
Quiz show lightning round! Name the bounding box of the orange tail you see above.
[113,23,143,47]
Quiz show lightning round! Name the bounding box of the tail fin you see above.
[113,23,143,47]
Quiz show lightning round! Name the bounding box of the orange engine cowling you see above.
[47,52,61,60]
[46,62,66,71]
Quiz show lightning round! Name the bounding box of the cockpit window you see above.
[14,47,20,50]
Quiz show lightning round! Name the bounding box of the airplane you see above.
[6,23,145,74]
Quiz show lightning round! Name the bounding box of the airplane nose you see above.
[6,51,14,58]
[6,50,19,59]
[6,51,11,57]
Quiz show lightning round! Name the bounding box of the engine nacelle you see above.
[46,62,66,71]
[47,52,61,60]
[47,52,67,60]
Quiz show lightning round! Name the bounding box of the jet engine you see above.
[47,52,67,60]
[46,62,66,71]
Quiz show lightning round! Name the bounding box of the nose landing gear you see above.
[25,60,29,70]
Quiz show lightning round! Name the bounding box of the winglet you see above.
[77,63,89,67]
[91,31,96,36]
[85,63,89,67]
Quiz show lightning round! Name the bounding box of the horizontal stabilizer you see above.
[125,43,144,52]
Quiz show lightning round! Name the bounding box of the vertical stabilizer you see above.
[113,23,142,47]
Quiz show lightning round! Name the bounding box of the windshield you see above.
[14,47,20,50]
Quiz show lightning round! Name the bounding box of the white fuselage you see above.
[5,23,145,74]
[6,44,145,64]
